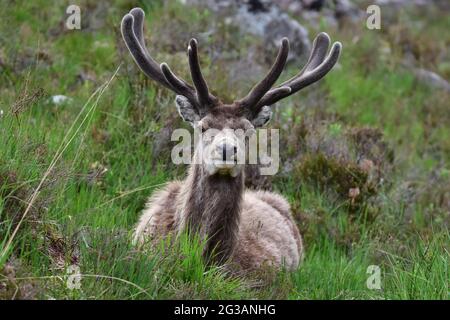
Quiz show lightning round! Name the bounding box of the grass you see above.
[0,1,449,299]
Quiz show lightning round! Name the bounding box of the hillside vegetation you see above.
[0,0,448,299]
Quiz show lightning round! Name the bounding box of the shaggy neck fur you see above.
[177,161,244,264]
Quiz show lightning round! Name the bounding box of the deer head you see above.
[121,8,342,178]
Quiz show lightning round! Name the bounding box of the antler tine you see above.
[238,38,290,112]
[122,8,202,107]
[278,32,330,88]
[129,8,145,49]
[290,41,341,88]
[303,32,331,73]
[257,33,342,108]
[160,63,199,108]
[188,39,216,108]
[121,11,171,89]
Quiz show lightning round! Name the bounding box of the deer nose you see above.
[220,143,237,161]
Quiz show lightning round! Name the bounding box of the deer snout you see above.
[218,142,237,162]
[204,137,243,177]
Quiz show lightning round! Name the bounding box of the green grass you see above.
[0,1,449,299]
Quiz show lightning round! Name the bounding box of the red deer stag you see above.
[121,8,341,270]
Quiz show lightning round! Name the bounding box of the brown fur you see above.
[134,108,303,271]
[122,10,341,272]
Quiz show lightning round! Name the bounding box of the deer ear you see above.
[175,95,200,124]
[251,105,272,127]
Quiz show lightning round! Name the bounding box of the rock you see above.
[273,0,302,15]
[275,0,363,28]
[301,0,325,11]
[334,0,362,21]
[374,0,450,10]
[185,0,237,12]
[300,9,339,29]
[239,0,311,61]
[375,0,428,6]
[235,3,311,62]
[50,95,72,105]
[412,68,450,92]
[226,48,265,88]
[185,0,311,62]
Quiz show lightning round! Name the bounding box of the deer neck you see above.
[177,163,244,264]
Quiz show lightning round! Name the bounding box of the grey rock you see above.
[375,0,449,10]
[334,0,362,20]
[234,4,311,62]
[375,0,428,6]
[185,0,311,62]
[412,68,450,92]
[50,95,72,105]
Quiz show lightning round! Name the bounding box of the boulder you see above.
[412,68,450,92]
[185,0,311,62]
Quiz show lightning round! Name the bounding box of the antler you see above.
[238,38,290,110]
[121,8,342,119]
[258,33,341,110]
[121,8,216,115]
[188,39,218,107]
